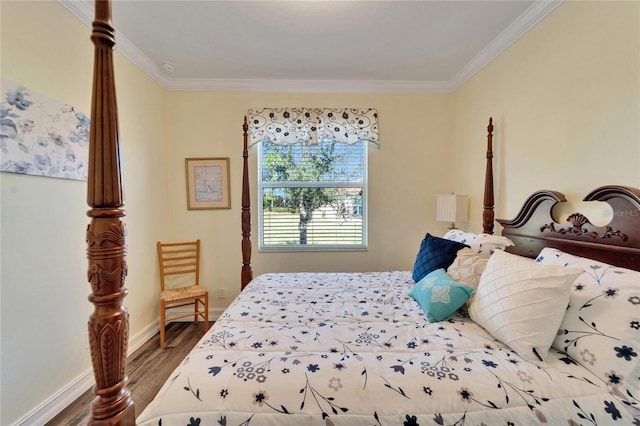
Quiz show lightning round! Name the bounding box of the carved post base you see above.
[88,393,136,426]
[86,214,135,424]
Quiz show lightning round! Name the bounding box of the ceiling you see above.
[60,0,563,93]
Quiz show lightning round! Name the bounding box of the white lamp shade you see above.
[437,194,469,223]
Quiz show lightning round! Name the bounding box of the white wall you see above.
[0,1,169,424]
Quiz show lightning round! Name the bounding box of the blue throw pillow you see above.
[412,233,469,282]
[410,268,474,322]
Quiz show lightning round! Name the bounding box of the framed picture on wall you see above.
[185,157,231,210]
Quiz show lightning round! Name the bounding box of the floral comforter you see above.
[137,272,637,425]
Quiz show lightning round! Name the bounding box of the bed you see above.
[84,2,640,425]
[133,183,640,425]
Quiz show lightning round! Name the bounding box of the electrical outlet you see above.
[218,288,226,299]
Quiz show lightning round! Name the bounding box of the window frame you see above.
[257,141,369,252]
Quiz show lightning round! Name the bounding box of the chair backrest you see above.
[157,240,200,292]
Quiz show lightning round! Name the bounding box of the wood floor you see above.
[46,321,212,425]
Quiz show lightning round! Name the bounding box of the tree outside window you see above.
[258,139,367,249]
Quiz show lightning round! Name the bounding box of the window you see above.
[258,139,368,250]
[248,107,378,251]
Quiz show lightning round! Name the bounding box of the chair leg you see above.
[160,299,166,349]
[204,293,209,333]
[194,299,198,324]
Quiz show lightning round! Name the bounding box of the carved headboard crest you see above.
[541,212,628,242]
[497,185,640,271]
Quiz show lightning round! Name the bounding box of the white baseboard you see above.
[14,368,96,426]
[15,308,223,426]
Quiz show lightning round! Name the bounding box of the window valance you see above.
[247,108,379,147]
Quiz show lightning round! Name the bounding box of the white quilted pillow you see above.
[446,247,488,312]
[536,247,640,405]
[443,230,514,258]
[469,249,582,365]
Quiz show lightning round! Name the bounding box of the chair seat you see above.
[162,285,207,303]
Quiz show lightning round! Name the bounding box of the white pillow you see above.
[446,247,488,312]
[536,247,640,405]
[469,249,582,365]
[443,230,514,258]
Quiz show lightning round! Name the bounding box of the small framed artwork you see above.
[185,157,231,210]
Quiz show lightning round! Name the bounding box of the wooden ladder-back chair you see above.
[157,240,209,348]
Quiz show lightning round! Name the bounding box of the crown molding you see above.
[58,0,563,94]
[58,0,172,87]
[161,77,451,93]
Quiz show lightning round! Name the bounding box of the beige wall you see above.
[452,1,640,230]
[166,92,453,305]
[1,0,638,424]
[0,1,168,424]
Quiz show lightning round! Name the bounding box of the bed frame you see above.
[84,1,639,423]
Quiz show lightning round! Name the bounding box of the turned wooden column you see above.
[483,117,495,235]
[241,117,253,289]
[86,1,136,424]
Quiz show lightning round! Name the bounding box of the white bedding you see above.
[137,271,637,425]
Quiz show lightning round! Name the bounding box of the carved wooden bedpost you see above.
[86,0,136,424]
[483,117,495,235]
[241,117,253,289]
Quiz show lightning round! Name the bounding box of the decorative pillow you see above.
[446,247,489,311]
[410,268,474,322]
[536,247,640,404]
[412,233,469,282]
[469,249,582,365]
[443,230,514,258]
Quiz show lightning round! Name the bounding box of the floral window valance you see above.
[247,108,379,147]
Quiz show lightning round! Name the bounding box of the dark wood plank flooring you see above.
[46,321,212,425]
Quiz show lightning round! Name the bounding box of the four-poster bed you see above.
[85,1,639,424]
[135,181,640,424]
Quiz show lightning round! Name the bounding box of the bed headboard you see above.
[497,185,640,271]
